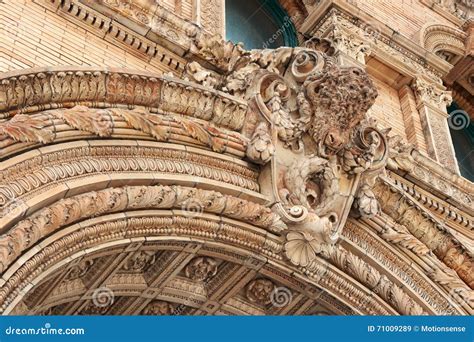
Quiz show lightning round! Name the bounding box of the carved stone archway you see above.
[0,38,472,316]
[419,23,467,64]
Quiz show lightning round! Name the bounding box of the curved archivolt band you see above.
[0,66,470,316]
[419,23,467,63]
[0,184,465,316]
[0,66,247,127]
[1,207,392,315]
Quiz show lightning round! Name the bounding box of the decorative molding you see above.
[0,185,287,274]
[307,6,452,80]
[419,23,467,64]
[0,142,261,217]
[0,105,249,159]
[374,178,474,289]
[387,138,474,214]
[0,68,247,131]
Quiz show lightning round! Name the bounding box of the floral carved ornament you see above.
[186,39,389,268]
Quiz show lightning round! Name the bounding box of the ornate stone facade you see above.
[0,0,472,316]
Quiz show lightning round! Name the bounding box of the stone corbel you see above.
[239,46,388,267]
[179,36,389,267]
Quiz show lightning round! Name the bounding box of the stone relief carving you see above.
[246,122,275,165]
[122,251,157,272]
[185,36,389,268]
[141,300,175,315]
[433,0,473,20]
[312,10,444,79]
[0,28,471,316]
[374,179,474,289]
[185,257,218,281]
[0,114,54,143]
[0,105,250,160]
[65,260,94,281]
[246,279,275,306]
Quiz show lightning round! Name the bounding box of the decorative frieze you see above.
[0,68,248,132]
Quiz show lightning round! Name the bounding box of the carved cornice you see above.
[387,141,474,214]
[387,172,473,232]
[350,218,471,314]
[374,177,474,289]
[421,0,473,22]
[34,0,195,72]
[302,3,453,80]
[0,106,249,159]
[0,67,247,130]
[184,37,391,271]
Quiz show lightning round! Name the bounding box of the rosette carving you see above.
[184,257,218,282]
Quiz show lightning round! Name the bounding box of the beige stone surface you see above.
[0,0,472,317]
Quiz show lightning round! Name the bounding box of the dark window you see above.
[225,0,298,49]
[448,103,474,182]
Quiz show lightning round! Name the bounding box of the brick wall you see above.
[352,0,458,39]
[370,77,407,137]
[0,0,177,74]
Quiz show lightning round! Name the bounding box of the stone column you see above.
[411,77,460,174]
[398,85,429,154]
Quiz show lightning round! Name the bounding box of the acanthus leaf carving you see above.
[0,114,54,144]
[112,107,169,141]
[246,122,275,165]
[53,105,113,137]
[378,219,431,256]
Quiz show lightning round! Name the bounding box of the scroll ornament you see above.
[190,40,389,267]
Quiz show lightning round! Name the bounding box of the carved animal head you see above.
[303,64,378,152]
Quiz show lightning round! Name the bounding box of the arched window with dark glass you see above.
[448,103,474,182]
[225,0,298,49]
